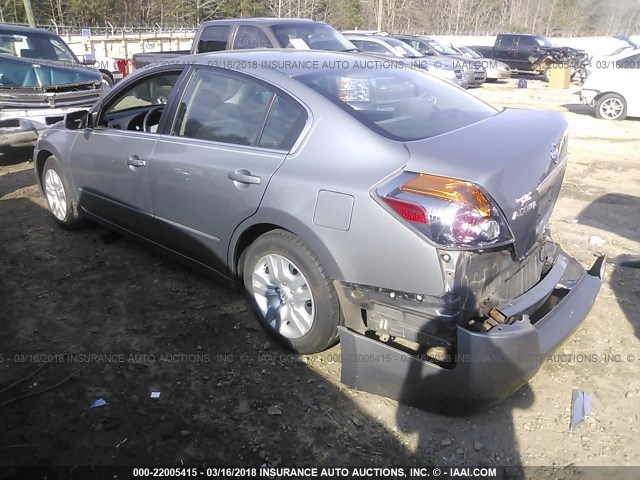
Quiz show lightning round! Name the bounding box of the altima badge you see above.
[550,143,560,164]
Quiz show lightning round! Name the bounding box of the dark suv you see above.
[471,33,588,81]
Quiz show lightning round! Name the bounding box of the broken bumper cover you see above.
[580,89,599,107]
[0,106,84,147]
[338,252,605,414]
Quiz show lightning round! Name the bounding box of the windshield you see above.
[426,38,458,55]
[272,23,357,52]
[295,67,496,141]
[0,31,78,63]
[384,38,424,58]
[535,36,554,48]
[460,47,481,58]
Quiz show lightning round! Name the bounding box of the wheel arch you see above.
[99,69,114,82]
[35,149,54,188]
[595,91,627,103]
[229,212,343,282]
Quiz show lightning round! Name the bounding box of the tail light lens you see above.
[376,173,513,249]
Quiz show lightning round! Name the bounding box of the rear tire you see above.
[595,93,627,121]
[42,156,83,229]
[241,230,342,354]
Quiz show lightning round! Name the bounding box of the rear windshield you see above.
[295,67,497,141]
[272,23,356,52]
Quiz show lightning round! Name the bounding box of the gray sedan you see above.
[34,50,603,411]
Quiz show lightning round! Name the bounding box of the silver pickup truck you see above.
[0,25,104,147]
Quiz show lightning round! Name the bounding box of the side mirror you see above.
[424,48,436,56]
[81,53,97,66]
[64,110,90,130]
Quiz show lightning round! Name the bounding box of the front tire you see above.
[595,93,627,121]
[101,72,114,88]
[42,156,83,229]
[242,230,342,354]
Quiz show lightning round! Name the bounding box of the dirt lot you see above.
[1,77,639,472]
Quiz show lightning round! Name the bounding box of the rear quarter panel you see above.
[230,74,445,296]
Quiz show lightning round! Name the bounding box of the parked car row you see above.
[132,20,509,90]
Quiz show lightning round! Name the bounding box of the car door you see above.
[514,36,539,70]
[149,67,308,274]
[495,34,517,66]
[616,53,640,116]
[69,68,185,236]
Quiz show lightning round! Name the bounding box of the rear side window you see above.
[197,26,230,53]
[233,26,273,49]
[497,35,516,48]
[172,69,273,146]
[259,96,307,150]
[296,67,496,141]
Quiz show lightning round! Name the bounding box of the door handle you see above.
[228,169,261,185]
[127,155,147,167]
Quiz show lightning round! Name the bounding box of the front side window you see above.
[197,26,230,53]
[296,67,496,141]
[519,36,539,48]
[233,26,273,49]
[106,71,181,115]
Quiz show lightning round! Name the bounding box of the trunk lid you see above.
[404,108,568,258]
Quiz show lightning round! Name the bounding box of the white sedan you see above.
[580,38,640,120]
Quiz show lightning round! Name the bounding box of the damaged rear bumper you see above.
[337,252,605,414]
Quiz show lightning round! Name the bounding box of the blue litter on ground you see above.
[570,389,591,430]
[90,398,108,409]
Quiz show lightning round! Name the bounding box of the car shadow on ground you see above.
[394,322,533,472]
[561,102,640,121]
[0,147,34,167]
[560,103,595,116]
[577,193,640,340]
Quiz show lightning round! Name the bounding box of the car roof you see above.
[171,49,406,76]
[0,24,58,36]
[200,18,326,26]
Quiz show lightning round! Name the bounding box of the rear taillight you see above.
[382,197,428,224]
[376,172,513,249]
